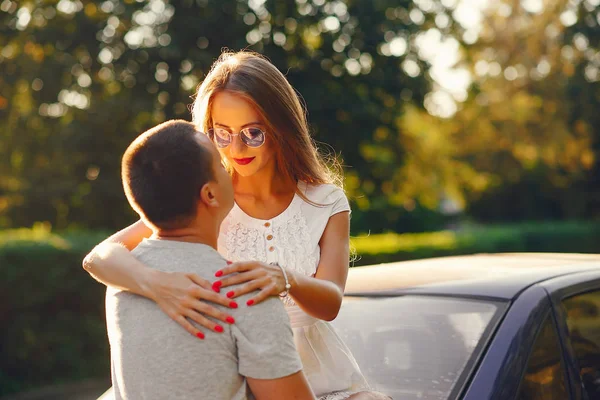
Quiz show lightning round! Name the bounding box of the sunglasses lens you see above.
[241,128,265,147]
[212,129,231,148]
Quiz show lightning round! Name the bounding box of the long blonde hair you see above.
[191,51,342,192]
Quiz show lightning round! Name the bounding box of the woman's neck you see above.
[233,163,296,200]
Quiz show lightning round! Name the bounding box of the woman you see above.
[85,51,372,399]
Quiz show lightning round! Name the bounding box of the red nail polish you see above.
[196,332,205,339]
[229,301,238,308]
[215,270,223,277]
[215,325,224,333]
[247,299,254,306]
[226,316,235,324]
[226,261,233,265]
[226,291,235,298]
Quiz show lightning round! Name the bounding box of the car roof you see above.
[345,253,600,300]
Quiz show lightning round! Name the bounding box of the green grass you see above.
[351,221,600,266]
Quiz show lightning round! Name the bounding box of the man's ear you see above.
[199,182,219,208]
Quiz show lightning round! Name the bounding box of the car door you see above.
[512,312,571,400]
[542,269,600,400]
[462,282,582,400]
[462,285,565,400]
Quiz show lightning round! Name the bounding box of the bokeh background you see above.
[1,0,599,396]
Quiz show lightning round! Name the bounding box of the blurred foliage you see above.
[1,0,599,233]
[460,0,600,221]
[0,226,109,396]
[395,0,600,220]
[352,220,600,265]
[0,0,434,234]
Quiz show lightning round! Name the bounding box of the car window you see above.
[562,290,600,399]
[516,315,569,400]
[332,295,503,400]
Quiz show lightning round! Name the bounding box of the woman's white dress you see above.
[219,181,369,398]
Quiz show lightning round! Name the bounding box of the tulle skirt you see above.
[287,305,369,398]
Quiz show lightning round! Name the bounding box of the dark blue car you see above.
[332,253,600,400]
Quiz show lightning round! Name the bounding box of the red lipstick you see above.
[233,157,255,165]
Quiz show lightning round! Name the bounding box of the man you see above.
[106,120,315,399]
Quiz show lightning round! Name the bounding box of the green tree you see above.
[386,0,599,222]
[0,0,433,234]
[460,0,600,221]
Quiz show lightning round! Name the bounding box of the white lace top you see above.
[218,181,350,306]
[218,182,368,398]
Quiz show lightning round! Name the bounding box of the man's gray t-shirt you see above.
[105,239,303,400]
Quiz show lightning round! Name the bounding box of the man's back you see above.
[106,239,303,400]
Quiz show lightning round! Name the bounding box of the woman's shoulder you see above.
[298,181,350,216]
[299,181,347,203]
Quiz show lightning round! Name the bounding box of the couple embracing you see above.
[84,51,388,400]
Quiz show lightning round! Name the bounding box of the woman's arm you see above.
[285,211,349,320]
[103,219,153,251]
[83,220,238,337]
[83,220,153,294]
[215,212,350,321]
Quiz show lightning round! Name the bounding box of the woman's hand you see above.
[214,261,292,306]
[146,270,239,339]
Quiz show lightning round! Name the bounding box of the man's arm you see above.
[231,294,313,398]
[247,371,315,400]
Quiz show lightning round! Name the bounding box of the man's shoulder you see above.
[247,295,286,313]
[233,295,288,326]
[230,295,302,380]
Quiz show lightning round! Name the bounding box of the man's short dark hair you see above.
[122,120,214,230]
